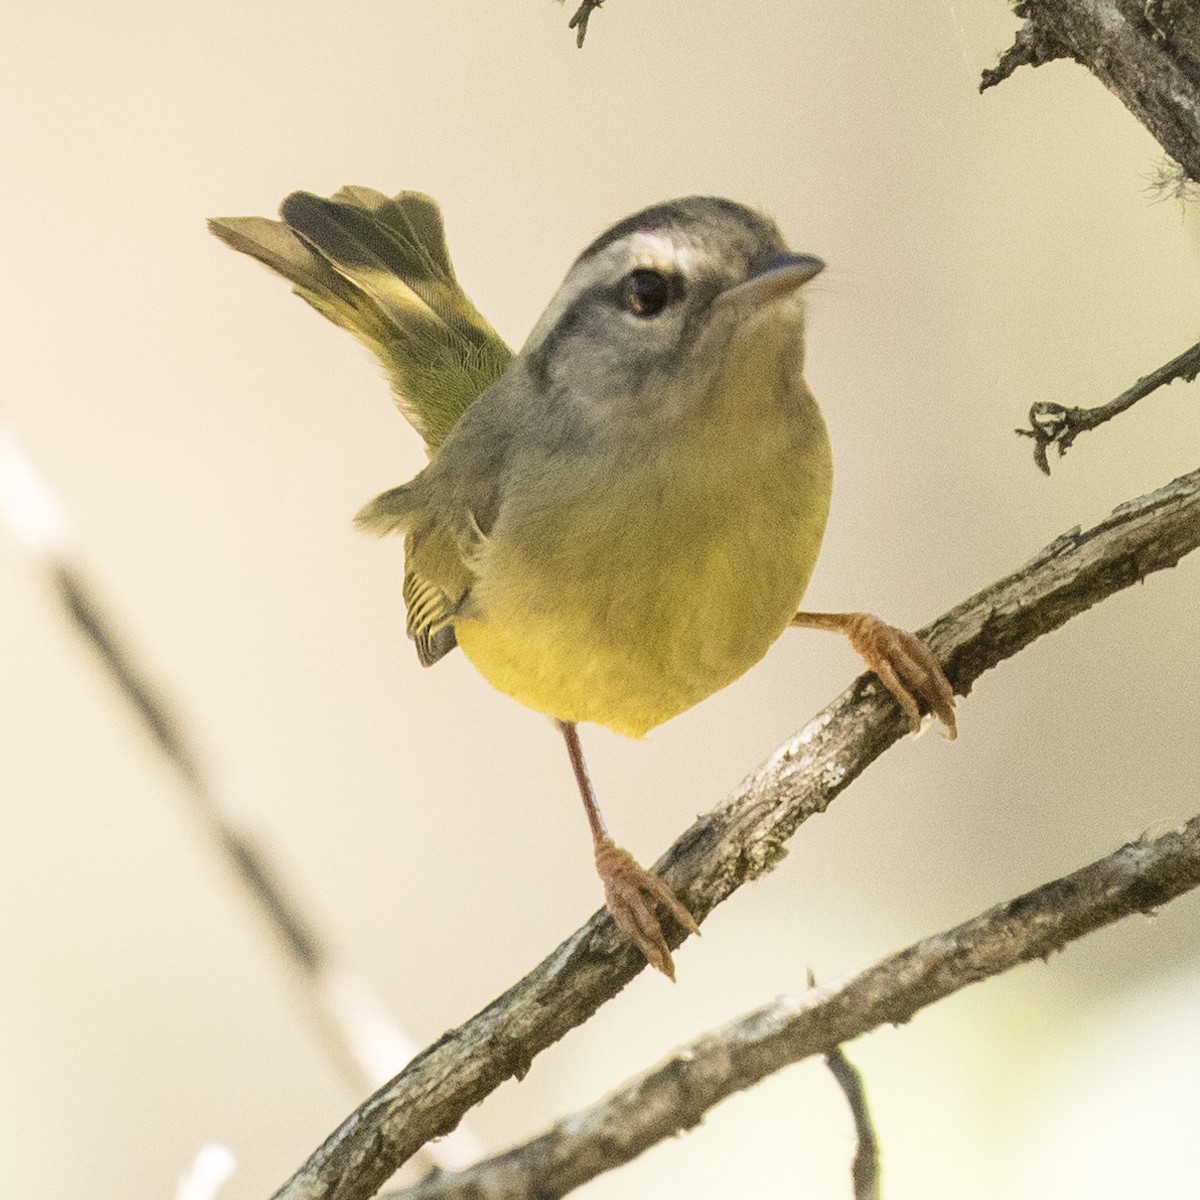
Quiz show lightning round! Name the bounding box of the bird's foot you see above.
[840,612,957,738]
[594,840,700,980]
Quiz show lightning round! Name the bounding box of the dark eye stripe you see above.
[524,268,686,391]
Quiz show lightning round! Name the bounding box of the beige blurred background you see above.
[3,2,1199,1197]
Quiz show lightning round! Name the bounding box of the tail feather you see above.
[208,212,397,385]
[328,187,456,287]
[209,188,513,452]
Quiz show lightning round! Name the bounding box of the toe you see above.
[594,841,698,978]
[867,649,923,732]
[847,614,957,738]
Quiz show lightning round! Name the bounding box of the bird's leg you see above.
[791,610,957,738]
[556,720,700,979]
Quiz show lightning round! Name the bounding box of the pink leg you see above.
[791,611,957,737]
[558,720,700,979]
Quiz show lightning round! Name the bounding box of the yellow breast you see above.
[456,323,833,737]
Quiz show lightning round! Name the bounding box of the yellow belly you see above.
[456,529,822,736]
[456,437,832,736]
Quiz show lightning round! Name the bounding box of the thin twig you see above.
[269,466,1200,1200]
[383,811,1200,1200]
[1016,339,1200,473]
[567,0,603,47]
[825,1049,880,1200]
[979,16,1067,90]
[812,968,881,1200]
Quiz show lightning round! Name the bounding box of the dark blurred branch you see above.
[825,1047,880,1200]
[269,465,1200,1200]
[381,812,1200,1200]
[49,553,407,1087]
[982,0,1200,183]
[1016,338,1200,472]
[48,561,326,961]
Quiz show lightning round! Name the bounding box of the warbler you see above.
[210,189,956,978]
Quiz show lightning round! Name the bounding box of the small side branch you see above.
[979,17,1069,87]
[567,0,603,47]
[982,0,1200,183]
[385,814,1200,1200]
[1016,338,1200,473]
[825,1048,880,1200]
[269,467,1200,1200]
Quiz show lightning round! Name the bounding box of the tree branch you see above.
[982,0,1200,183]
[269,465,1200,1200]
[824,1047,880,1200]
[383,811,1200,1200]
[566,0,604,48]
[1016,338,1200,472]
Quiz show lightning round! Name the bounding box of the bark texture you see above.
[270,467,1200,1200]
[386,812,1200,1200]
[982,0,1200,183]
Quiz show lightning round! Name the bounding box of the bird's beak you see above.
[716,251,825,312]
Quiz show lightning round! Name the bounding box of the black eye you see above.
[623,269,673,318]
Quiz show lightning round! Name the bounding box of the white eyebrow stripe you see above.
[627,231,690,274]
[519,225,700,373]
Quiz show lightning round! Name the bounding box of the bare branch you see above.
[269,465,1200,1200]
[982,0,1200,183]
[46,561,418,1090]
[566,0,603,47]
[1016,338,1200,473]
[382,812,1200,1200]
[825,1048,880,1200]
[979,16,1069,86]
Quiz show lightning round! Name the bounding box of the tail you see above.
[209,187,512,453]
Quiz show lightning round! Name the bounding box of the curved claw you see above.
[841,612,957,739]
[594,841,700,980]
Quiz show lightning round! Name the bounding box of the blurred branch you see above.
[825,1047,880,1200]
[981,0,1200,183]
[0,426,479,1175]
[49,559,400,1089]
[1016,338,1200,473]
[382,812,1200,1200]
[176,1144,238,1200]
[269,465,1200,1200]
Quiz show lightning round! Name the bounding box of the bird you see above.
[210,188,956,979]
